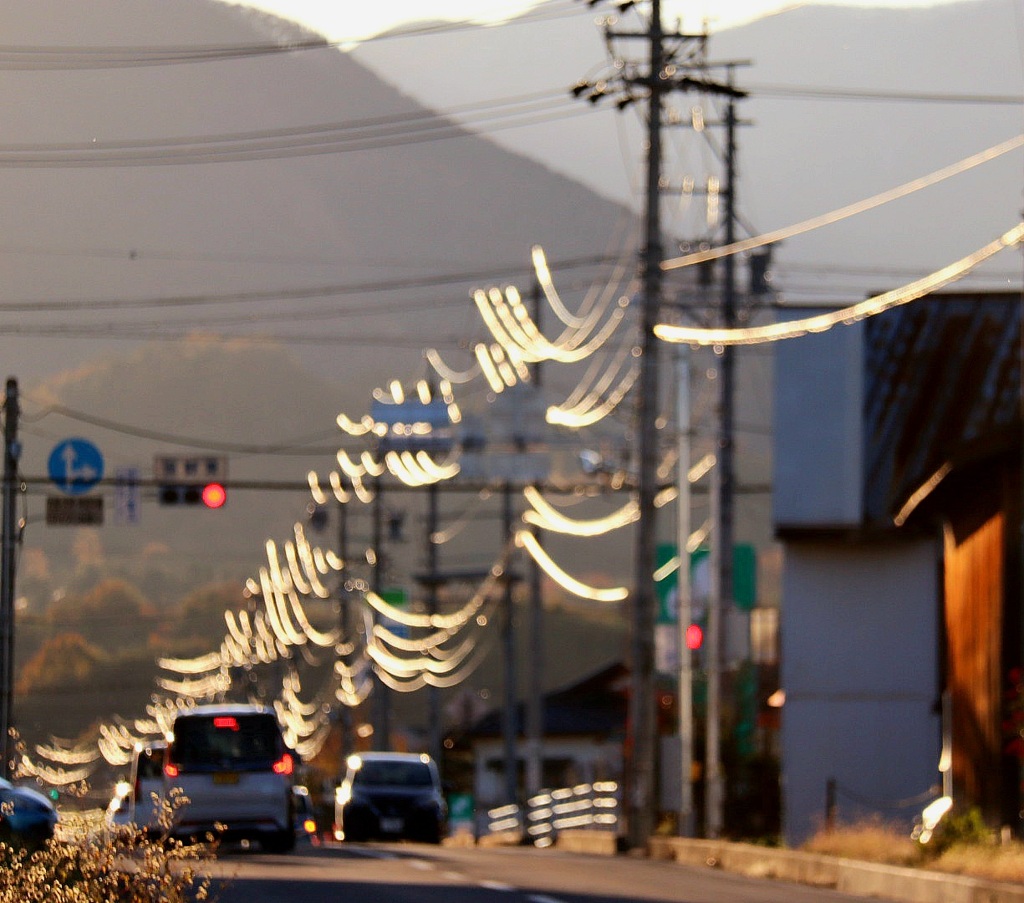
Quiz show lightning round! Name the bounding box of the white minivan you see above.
[106,741,168,836]
[164,704,296,853]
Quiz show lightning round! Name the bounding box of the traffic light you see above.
[159,482,227,508]
[685,623,704,651]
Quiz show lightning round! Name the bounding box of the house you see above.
[774,291,1021,843]
[463,662,628,811]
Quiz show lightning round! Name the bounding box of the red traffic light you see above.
[685,623,704,651]
[201,482,227,509]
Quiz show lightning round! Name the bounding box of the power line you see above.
[0,99,591,168]
[748,83,1024,106]
[0,253,615,313]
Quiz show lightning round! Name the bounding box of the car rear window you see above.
[172,713,282,771]
[136,747,165,779]
[354,760,433,788]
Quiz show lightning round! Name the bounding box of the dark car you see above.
[334,752,446,844]
[0,779,59,849]
[293,785,319,846]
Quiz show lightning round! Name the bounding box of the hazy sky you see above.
[239,0,959,44]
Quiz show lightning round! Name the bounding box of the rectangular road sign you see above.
[153,455,228,482]
[46,496,103,526]
[114,466,141,525]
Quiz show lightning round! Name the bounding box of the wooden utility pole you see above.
[0,378,19,779]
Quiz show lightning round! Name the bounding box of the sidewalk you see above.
[645,836,1024,903]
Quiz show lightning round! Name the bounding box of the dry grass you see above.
[802,820,925,868]
[928,843,1024,883]
[801,818,1024,884]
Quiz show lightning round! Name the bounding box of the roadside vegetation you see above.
[0,794,218,903]
[802,809,1024,883]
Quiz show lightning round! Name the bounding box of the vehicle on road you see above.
[334,752,446,844]
[293,785,319,846]
[163,704,296,853]
[0,779,59,849]
[105,740,168,835]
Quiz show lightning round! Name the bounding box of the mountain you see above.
[0,0,632,394]
[0,0,648,584]
[353,0,1024,302]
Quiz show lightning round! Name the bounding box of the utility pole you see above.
[525,279,545,799]
[675,346,695,836]
[706,82,742,839]
[337,494,353,768]
[501,481,518,806]
[371,476,391,750]
[572,0,742,848]
[0,378,18,779]
[426,482,443,766]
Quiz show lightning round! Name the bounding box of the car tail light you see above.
[164,762,180,778]
[272,752,294,776]
[213,716,240,731]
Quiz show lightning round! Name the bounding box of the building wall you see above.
[780,539,941,844]
[472,737,620,809]
[773,318,864,530]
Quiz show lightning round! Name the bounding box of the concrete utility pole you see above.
[706,85,741,839]
[426,482,443,766]
[0,378,18,779]
[572,0,744,847]
[501,481,518,806]
[525,280,545,799]
[337,495,354,769]
[371,477,391,750]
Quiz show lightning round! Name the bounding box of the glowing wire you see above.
[516,530,629,603]
[546,363,640,427]
[157,651,224,675]
[329,471,351,503]
[424,347,481,384]
[475,342,507,393]
[522,485,639,536]
[661,134,1024,271]
[656,224,1024,346]
[307,471,328,506]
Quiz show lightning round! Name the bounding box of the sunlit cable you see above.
[656,224,1024,346]
[661,134,1024,271]
[515,530,628,603]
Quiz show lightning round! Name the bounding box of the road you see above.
[210,841,873,903]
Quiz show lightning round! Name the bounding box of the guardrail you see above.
[485,781,620,847]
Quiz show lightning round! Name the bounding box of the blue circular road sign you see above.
[48,438,104,496]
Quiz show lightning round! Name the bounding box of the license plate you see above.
[380,817,404,833]
[213,772,238,785]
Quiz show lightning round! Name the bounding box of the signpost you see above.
[114,467,141,525]
[46,438,105,526]
[47,438,103,496]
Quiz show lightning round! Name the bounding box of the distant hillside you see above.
[20,337,345,577]
[0,0,632,393]
[0,0,641,589]
[354,0,1024,299]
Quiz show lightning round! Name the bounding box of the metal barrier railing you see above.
[486,781,620,847]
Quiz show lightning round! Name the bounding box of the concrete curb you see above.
[647,837,1024,903]
[554,829,618,855]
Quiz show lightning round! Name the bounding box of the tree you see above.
[15,633,106,695]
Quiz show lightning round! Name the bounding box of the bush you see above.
[929,807,992,853]
[0,792,218,902]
